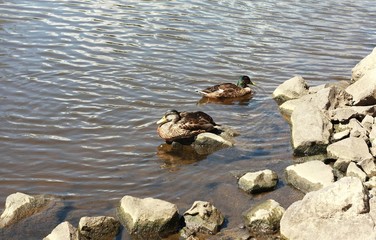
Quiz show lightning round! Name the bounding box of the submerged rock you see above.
[0,192,53,228]
[242,199,285,235]
[117,195,180,239]
[237,169,278,194]
[280,177,375,240]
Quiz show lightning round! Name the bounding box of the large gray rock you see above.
[182,201,224,237]
[272,75,309,104]
[329,105,376,122]
[242,199,285,235]
[351,47,376,82]
[280,177,376,240]
[0,192,52,228]
[291,103,332,156]
[43,221,78,240]
[117,195,180,239]
[279,86,351,120]
[285,160,334,193]
[238,169,278,193]
[327,137,373,162]
[346,68,376,106]
[78,216,120,240]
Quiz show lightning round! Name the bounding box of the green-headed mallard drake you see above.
[157,109,219,144]
[198,75,255,98]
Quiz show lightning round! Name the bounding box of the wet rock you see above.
[117,195,180,239]
[206,227,252,240]
[327,137,373,162]
[78,216,120,240]
[272,75,309,104]
[351,46,376,82]
[346,68,376,106]
[192,132,233,155]
[0,192,52,228]
[43,221,78,240]
[238,169,278,194]
[242,199,285,235]
[182,201,224,238]
[280,177,375,240]
[285,160,334,193]
[291,103,332,156]
[346,162,367,182]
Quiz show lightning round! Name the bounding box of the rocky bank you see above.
[2,47,376,239]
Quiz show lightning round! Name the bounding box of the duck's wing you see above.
[178,111,216,131]
[201,83,238,94]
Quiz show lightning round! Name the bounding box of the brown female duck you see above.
[156,110,218,144]
[198,75,255,99]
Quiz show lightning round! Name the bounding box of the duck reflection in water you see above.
[157,142,209,170]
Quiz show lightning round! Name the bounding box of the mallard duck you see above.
[198,75,255,98]
[156,110,219,144]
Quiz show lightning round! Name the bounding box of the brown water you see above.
[0,0,375,239]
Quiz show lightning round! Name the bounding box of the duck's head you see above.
[237,75,255,88]
[156,110,180,125]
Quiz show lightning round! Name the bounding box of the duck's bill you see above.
[157,116,167,124]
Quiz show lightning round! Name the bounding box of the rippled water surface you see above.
[1,0,375,238]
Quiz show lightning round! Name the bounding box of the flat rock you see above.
[192,132,233,155]
[78,216,120,240]
[327,137,373,162]
[285,160,334,193]
[352,47,376,82]
[329,105,376,122]
[0,192,52,228]
[272,75,309,104]
[117,195,180,239]
[43,221,78,240]
[242,199,285,235]
[291,103,332,156]
[238,169,278,193]
[280,177,375,240]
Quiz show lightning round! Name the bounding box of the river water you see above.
[0,0,375,239]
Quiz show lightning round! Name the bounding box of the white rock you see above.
[351,47,376,82]
[117,195,180,238]
[291,103,332,156]
[238,169,278,193]
[285,160,334,193]
[242,199,285,235]
[346,68,376,106]
[327,137,373,162]
[0,192,50,228]
[280,177,375,240]
[272,75,309,104]
[43,221,78,240]
[346,162,367,182]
